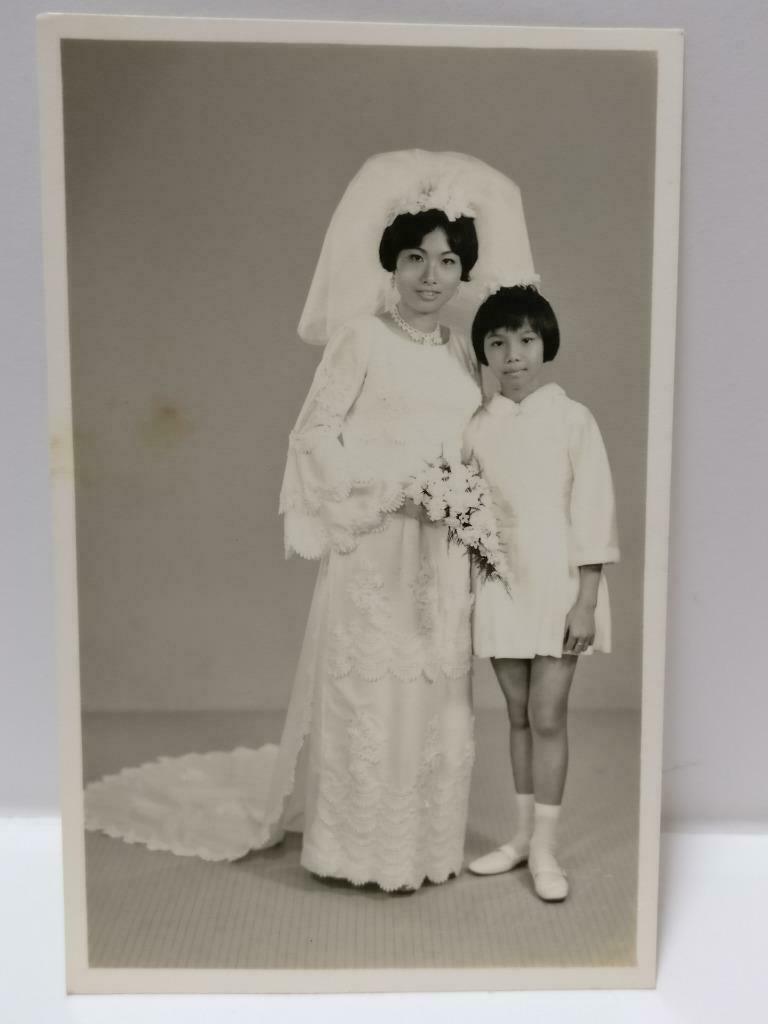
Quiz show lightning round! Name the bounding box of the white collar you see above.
[487,382,564,416]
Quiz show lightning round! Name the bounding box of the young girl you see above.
[464,286,619,901]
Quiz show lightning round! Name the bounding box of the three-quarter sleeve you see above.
[279,322,401,559]
[568,405,620,567]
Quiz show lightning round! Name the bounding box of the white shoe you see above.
[468,842,529,876]
[529,849,569,901]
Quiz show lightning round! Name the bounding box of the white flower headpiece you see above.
[386,178,476,225]
[478,277,542,301]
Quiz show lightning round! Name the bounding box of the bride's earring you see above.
[385,272,400,314]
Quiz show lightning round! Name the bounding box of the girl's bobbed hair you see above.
[471,286,560,365]
[378,209,478,282]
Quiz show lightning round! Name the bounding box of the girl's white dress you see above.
[85,315,482,891]
[465,385,619,659]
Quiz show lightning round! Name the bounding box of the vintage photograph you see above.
[39,15,682,993]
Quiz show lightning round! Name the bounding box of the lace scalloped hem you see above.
[300,851,462,893]
[82,822,255,862]
[83,745,282,862]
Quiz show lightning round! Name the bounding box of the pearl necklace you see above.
[389,305,444,346]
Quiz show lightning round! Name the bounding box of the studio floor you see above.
[81,707,639,970]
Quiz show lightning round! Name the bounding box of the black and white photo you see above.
[38,14,683,993]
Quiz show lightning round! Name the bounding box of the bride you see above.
[85,150,539,892]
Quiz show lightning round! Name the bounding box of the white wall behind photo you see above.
[2,0,767,830]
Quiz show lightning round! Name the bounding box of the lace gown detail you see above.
[84,316,482,890]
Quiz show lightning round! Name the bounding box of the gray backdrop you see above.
[62,40,654,713]
[3,0,767,828]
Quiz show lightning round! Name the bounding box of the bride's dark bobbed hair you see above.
[378,209,478,281]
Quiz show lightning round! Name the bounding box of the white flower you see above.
[404,478,424,503]
[425,466,448,491]
[426,496,448,521]
[462,526,482,547]
[387,178,476,225]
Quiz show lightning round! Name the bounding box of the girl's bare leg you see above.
[527,655,579,900]
[492,657,533,793]
[468,658,533,875]
[528,655,577,805]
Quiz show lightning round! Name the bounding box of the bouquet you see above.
[404,457,511,592]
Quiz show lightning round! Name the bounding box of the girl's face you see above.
[393,227,463,320]
[483,320,545,401]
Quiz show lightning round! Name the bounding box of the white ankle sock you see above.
[510,793,535,851]
[530,802,562,861]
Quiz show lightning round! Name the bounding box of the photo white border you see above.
[37,12,683,995]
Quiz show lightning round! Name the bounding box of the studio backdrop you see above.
[61,40,655,713]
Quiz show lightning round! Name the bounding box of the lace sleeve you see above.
[568,404,620,567]
[279,321,402,559]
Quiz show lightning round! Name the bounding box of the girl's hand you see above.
[563,600,596,656]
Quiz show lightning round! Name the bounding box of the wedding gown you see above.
[85,314,482,890]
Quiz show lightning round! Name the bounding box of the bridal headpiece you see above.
[298,149,540,345]
[385,177,475,225]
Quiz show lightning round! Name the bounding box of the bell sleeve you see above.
[279,321,401,559]
[568,404,620,567]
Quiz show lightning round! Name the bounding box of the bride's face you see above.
[394,227,462,319]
